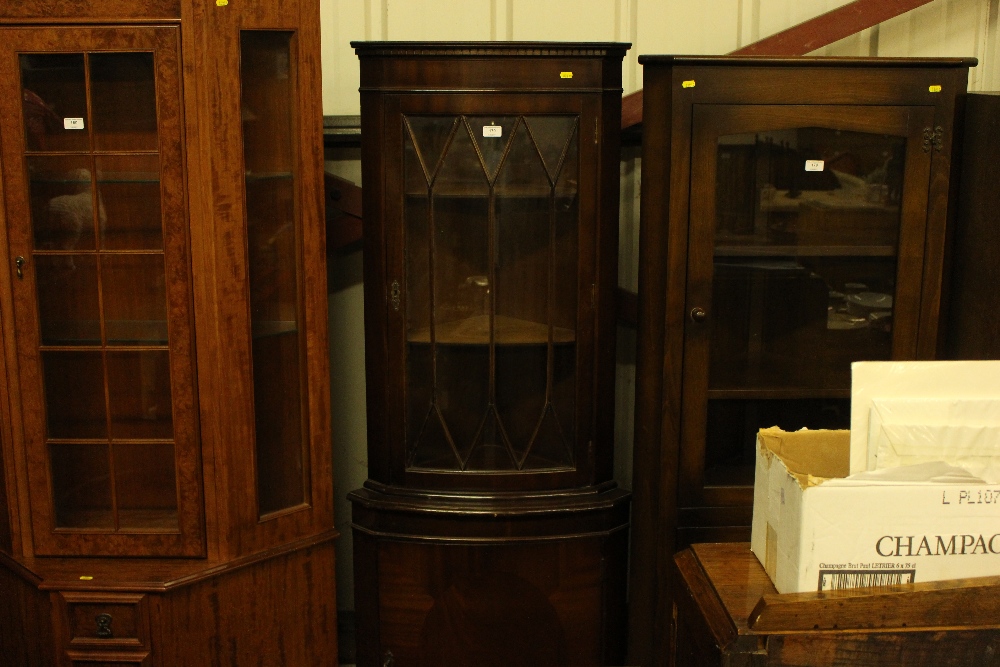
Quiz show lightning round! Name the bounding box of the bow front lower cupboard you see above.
[0,1,336,665]
[628,56,974,666]
[349,42,631,667]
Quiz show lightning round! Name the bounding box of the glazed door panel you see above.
[385,95,599,491]
[0,26,203,557]
[681,104,934,507]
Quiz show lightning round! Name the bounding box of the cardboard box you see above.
[752,361,1000,593]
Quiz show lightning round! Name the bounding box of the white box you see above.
[850,361,1000,476]
[750,426,1000,594]
[751,361,1000,593]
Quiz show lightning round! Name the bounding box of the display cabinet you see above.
[350,42,630,667]
[0,2,336,665]
[628,56,974,667]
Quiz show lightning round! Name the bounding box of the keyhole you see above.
[95,613,113,638]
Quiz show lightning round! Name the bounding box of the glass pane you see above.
[525,116,580,182]
[252,331,306,514]
[19,53,89,152]
[496,120,552,336]
[710,128,903,392]
[404,116,457,187]
[404,115,581,473]
[90,52,158,152]
[43,351,107,439]
[114,443,178,530]
[410,120,494,470]
[35,254,100,345]
[102,255,168,344]
[494,119,564,468]
[27,155,98,251]
[704,126,904,487]
[50,444,113,529]
[552,125,579,334]
[107,351,173,439]
[241,31,308,515]
[468,115,518,182]
[96,154,163,250]
[432,125,491,340]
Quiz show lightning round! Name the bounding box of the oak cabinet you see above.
[628,56,974,667]
[0,2,336,665]
[350,42,630,667]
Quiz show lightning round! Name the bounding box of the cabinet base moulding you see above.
[0,532,339,667]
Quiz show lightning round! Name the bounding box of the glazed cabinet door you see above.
[383,95,600,491]
[680,104,934,510]
[0,26,203,557]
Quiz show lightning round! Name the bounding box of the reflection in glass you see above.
[114,443,178,530]
[403,114,579,472]
[241,31,308,516]
[35,254,100,344]
[51,444,113,529]
[90,52,158,152]
[704,127,905,487]
[19,53,89,152]
[27,155,100,251]
[107,351,173,439]
[102,255,168,344]
[709,128,903,393]
[43,351,108,439]
[96,154,163,250]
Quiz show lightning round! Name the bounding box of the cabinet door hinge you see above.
[922,126,944,153]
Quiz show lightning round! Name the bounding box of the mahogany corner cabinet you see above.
[349,41,631,667]
[0,1,337,665]
[627,55,975,667]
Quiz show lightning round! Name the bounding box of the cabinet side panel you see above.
[628,62,675,667]
[0,565,54,666]
[0,442,10,553]
[917,67,968,359]
[946,93,1000,360]
[154,541,338,666]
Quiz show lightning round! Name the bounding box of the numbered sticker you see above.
[804,159,825,172]
[483,125,502,138]
[64,118,85,130]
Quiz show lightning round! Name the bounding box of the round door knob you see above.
[690,307,707,323]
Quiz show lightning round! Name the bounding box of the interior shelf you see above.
[251,320,298,339]
[707,387,851,400]
[40,320,168,346]
[714,244,897,257]
[245,171,293,182]
[408,314,575,345]
[54,508,180,532]
[404,183,577,198]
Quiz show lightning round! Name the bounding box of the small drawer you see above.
[59,592,149,649]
